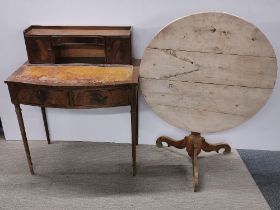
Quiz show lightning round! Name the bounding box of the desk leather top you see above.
[6,64,139,87]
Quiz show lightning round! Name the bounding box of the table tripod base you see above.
[156,132,231,192]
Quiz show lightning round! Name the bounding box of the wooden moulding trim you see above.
[24,26,132,38]
[12,101,131,109]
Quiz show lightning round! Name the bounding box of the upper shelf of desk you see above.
[25,26,132,37]
[24,26,132,64]
[6,64,139,87]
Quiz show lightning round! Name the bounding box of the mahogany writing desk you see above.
[5,63,139,176]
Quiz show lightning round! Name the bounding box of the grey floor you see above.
[0,141,269,210]
[238,149,280,210]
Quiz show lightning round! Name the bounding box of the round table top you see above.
[140,12,277,133]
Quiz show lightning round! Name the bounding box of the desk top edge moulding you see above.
[140,12,277,191]
[5,26,139,176]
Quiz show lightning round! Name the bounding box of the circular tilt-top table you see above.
[140,12,277,191]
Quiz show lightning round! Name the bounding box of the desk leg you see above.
[41,107,51,144]
[14,104,34,175]
[135,88,139,146]
[131,86,138,176]
[131,104,137,176]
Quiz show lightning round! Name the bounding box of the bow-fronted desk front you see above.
[5,63,139,176]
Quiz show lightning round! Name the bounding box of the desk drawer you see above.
[72,88,130,107]
[17,87,69,107]
[52,37,105,46]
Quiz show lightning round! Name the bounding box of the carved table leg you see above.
[14,104,34,175]
[156,132,231,192]
[156,136,187,149]
[41,107,51,144]
[201,138,231,154]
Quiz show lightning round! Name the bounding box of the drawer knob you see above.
[37,90,47,102]
[90,92,108,104]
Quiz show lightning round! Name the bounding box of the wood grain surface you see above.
[6,64,138,87]
[25,28,131,37]
[140,12,277,133]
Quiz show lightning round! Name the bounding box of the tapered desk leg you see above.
[135,89,139,146]
[41,107,51,144]
[131,86,138,176]
[14,104,34,175]
[131,104,137,176]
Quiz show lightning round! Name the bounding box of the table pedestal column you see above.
[156,132,231,192]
